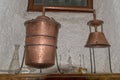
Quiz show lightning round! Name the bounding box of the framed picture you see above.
[27,0,93,12]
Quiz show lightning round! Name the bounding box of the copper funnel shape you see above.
[85,32,110,48]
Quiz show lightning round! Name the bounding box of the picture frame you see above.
[27,0,93,12]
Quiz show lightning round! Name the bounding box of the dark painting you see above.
[27,0,93,12]
[34,0,87,7]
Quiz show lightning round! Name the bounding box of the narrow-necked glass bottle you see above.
[8,44,20,74]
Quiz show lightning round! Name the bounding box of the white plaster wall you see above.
[94,0,120,73]
[0,0,27,72]
[0,0,120,74]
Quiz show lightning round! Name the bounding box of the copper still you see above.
[85,16,110,48]
[85,11,112,73]
[24,15,60,68]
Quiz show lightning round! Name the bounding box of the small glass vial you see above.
[78,54,87,74]
[78,67,87,74]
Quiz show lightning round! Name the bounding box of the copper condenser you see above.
[85,11,112,73]
[24,15,60,69]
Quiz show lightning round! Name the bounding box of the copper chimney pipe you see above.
[24,14,60,68]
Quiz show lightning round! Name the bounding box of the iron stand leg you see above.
[108,47,112,73]
[92,48,96,73]
[16,47,26,74]
[89,48,93,73]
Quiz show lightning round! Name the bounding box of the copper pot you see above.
[24,15,60,68]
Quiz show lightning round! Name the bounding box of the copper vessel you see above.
[24,15,60,68]
[85,18,110,48]
[85,32,110,48]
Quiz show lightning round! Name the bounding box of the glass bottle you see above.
[78,54,87,74]
[67,55,74,73]
[8,44,20,74]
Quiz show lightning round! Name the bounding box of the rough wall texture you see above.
[0,0,120,73]
[0,0,27,72]
[94,0,120,73]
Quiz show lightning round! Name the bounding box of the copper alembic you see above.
[16,8,61,73]
[85,10,112,73]
[17,7,96,74]
[24,10,61,69]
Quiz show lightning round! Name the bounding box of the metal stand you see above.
[17,47,26,74]
[89,47,112,74]
[55,51,63,74]
[108,47,112,73]
[92,48,96,73]
[89,48,93,73]
[89,48,96,73]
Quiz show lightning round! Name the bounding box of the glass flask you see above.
[67,55,75,73]
[8,44,20,74]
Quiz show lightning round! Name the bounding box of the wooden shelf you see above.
[0,73,120,80]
